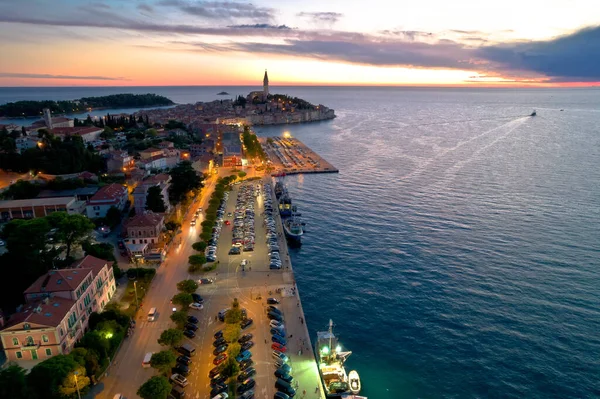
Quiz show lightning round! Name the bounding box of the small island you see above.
[0,93,174,118]
[217,91,230,95]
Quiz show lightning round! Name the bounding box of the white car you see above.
[270,320,283,328]
[190,303,204,310]
[170,373,188,387]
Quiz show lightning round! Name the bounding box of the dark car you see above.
[238,333,253,344]
[269,263,282,270]
[241,341,254,351]
[210,384,227,397]
[267,298,280,305]
[239,359,254,370]
[213,337,227,347]
[172,364,189,376]
[183,329,196,338]
[211,374,227,386]
[191,293,203,303]
[228,246,241,255]
[275,368,293,383]
[274,392,290,399]
[213,353,228,365]
[213,344,228,355]
[187,316,199,324]
[267,312,283,322]
[278,363,292,374]
[237,378,256,393]
[237,367,257,382]
[271,328,285,337]
[185,323,198,331]
[243,245,254,252]
[209,365,225,379]
[241,318,254,330]
[214,330,223,339]
[267,306,282,315]
[176,355,191,366]
[272,335,287,345]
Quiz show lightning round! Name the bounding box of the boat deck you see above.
[260,136,339,175]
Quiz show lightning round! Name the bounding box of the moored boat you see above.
[349,370,361,394]
[283,215,303,245]
[315,320,357,398]
[530,110,537,116]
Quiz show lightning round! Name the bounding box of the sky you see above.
[0,0,599,87]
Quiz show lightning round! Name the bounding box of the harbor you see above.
[260,136,339,175]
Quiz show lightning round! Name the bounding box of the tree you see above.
[222,357,240,380]
[100,126,115,139]
[223,323,241,344]
[172,293,193,308]
[237,171,247,179]
[150,350,177,374]
[168,161,203,204]
[177,279,198,293]
[27,354,80,399]
[82,241,117,262]
[170,311,188,328]
[105,206,122,228]
[165,221,181,232]
[225,298,242,324]
[192,241,207,252]
[0,364,29,399]
[158,329,184,347]
[146,185,166,212]
[137,375,172,399]
[77,330,110,362]
[0,180,40,200]
[59,366,91,397]
[47,212,95,258]
[70,347,101,380]
[188,254,206,266]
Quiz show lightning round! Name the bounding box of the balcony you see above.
[21,340,40,350]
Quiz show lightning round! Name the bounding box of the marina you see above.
[260,136,339,175]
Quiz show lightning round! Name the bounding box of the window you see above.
[46,348,52,356]
[138,230,142,236]
[23,323,30,330]
[93,206,100,210]
[12,338,19,346]
[26,336,34,346]
[42,335,49,343]
[16,351,22,359]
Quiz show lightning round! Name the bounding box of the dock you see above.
[260,136,339,175]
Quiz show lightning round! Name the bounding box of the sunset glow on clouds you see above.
[0,0,599,87]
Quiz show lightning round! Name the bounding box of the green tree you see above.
[165,221,181,232]
[137,375,172,399]
[47,212,95,258]
[237,171,247,179]
[223,323,241,344]
[0,364,29,399]
[150,350,177,374]
[177,279,198,293]
[146,185,166,212]
[225,298,242,324]
[70,347,101,380]
[172,293,193,308]
[27,354,80,399]
[188,254,206,266]
[146,128,158,137]
[82,241,117,262]
[77,330,110,362]
[168,161,203,204]
[1,180,41,199]
[100,126,115,139]
[105,206,122,228]
[222,357,240,380]
[170,311,188,329]
[192,241,207,251]
[158,329,184,347]
[59,366,91,397]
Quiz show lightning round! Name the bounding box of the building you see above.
[132,173,172,214]
[124,212,165,245]
[37,187,100,202]
[106,150,135,174]
[85,183,128,218]
[139,147,163,160]
[0,255,116,367]
[51,127,103,143]
[15,136,40,153]
[0,197,86,221]
[190,140,215,158]
[41,108,74,129]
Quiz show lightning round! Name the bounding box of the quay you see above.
[260,136,339,175]
[97,174,324,399]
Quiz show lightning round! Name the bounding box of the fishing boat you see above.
[530,110,537,116]
[283,214,303,245]
[349,370,361,394]
[278,191,293,218]
[274,181,284,199]
[315,320,359,398]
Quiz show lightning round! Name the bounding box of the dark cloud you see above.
[158,0,274,21]
[0,72,127,80]
[137,3,154,13]
[228,24,292,30]
[297,12,342,24]
[477,25,600,81]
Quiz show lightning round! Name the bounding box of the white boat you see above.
[349,370,361,394]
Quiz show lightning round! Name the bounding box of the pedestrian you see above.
[315,386,319,393]
[303,390,306,396]
[297,302,299,307]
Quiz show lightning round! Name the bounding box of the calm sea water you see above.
[3,86,600,398]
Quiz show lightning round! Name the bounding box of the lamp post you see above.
[73,371,82,399]
[133,281,139,309]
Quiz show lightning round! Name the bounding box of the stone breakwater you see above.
[246,107,336,125]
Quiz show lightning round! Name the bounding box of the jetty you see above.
[260,136,339,176]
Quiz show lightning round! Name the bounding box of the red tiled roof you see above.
[25,268,92,294]
[51,127,102,136]
[140,147,162,153]
[3,297,76,329]
[89,183,126,203]
[71,255,108,276]
[125,212,164,228]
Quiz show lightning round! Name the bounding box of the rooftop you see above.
[125,211,164,228]
[25,268,92,294]
[37,187,99,199]
[71,255,109,276]
[0,196,76,208]
[3,297,76,329]
[88,183,126,203]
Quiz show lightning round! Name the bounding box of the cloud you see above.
[228,24,292,30]
[158,0,275,21]
[297,12,342,24]
[379,30,434,41]
[0,72,127,81]
[137,3,154,13]
[476,25,600,81]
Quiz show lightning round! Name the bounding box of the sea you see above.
[2,86,599,398]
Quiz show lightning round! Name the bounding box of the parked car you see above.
[267,298,280,304]
[272,335,287,346]
[190,302,204,310]
[241,341,255,351]
[184,323,198,332]
[237,367,256,382]
[213,353,228,365]
[272,351,289,363]
[214,330,223,339]
[267,306,282,314]
[187,316,199,324]
[177,355,191,366]
[169,373,188,387]
[271,328,286,337]
[209,364,225,379]
[183,329,196,338]
[210,385,228,397]
[270,320,284,328]
[235,350,252,363]
[228,246,241,255]
[191,293,203,303]
[274,368,293,383]
[238,333,253,344]
[278,363,292,374]
[274,392,290,399]
[240,318,254,330]
[213,344,228,355]
[237,378,256,393]
[267,312,284,322]
[213,337,227,347]
[239,359,254,371]
[272,342,287,353]
[172,364,189,376]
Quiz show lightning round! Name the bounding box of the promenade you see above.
[93,174,323,399]
[260,136,338,176]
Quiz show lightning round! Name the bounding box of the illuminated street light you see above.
[73,371,82,399]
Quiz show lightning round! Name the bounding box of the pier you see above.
[260,136,339,175]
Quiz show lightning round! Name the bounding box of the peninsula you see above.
[0,93,174,118]
[136,70,336,126]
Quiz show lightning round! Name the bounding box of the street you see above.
[97,174,323,399]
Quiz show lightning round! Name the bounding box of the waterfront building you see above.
[0,255,116,368]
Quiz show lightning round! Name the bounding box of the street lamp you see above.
[73,371,82,399]
[133,281,139,309]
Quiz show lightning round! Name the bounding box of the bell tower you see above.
[263,69,269,98]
